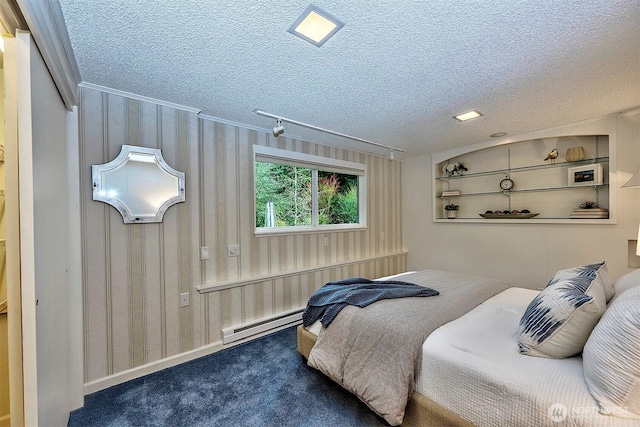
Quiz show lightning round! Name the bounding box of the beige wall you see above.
[402,112,640,288]
[78,86,405,387]
[0,314,7,426]
[0,65,8,425]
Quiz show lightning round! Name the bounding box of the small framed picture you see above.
[568,163,603,187]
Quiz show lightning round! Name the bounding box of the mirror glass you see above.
[92,145,185,223]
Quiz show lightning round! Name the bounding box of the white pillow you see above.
[518,262,609,358]
[610,269,640,302]
[583,285,640,419]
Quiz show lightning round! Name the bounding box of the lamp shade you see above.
[622,167,640,188]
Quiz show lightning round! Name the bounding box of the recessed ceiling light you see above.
[288,4,344,47]
[453,110,483,122]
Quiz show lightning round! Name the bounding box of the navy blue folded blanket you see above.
[302,277,439,328]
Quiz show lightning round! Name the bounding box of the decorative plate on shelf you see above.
[479,212,540,219]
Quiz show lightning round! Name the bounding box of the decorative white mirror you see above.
[92,145,185,223]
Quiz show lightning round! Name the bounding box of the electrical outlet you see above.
[200,246,209,260]
[228,244,240,257]
[180,292,190,307]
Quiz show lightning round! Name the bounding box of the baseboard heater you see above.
[222,307,304,348]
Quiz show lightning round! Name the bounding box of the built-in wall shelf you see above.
[439,183,609,198]
[432,125,616,224]
[436,157,609,181]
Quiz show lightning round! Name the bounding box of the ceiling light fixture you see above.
[454,110,483,122]
[272,118,285,137]
[287,4,344,47]
[254,109,406,155]
[490,132,507,138]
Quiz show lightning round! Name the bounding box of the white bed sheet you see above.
[417,287,636,426]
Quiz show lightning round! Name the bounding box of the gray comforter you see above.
[306,269,511,426]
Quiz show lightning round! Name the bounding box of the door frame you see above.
[3,33,24,427]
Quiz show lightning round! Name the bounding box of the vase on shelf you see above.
[442,162,469,177]
[566,146,585,161]
[444,204,459,219]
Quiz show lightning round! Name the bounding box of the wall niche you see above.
[433,134,614,223]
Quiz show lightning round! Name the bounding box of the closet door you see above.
[5,30,73,427]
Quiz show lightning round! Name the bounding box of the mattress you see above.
[305,269,511,425]
[418,287,636,427]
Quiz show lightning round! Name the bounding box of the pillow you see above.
[583,285,640,419]
[610,269,640,302]
[518,275,606,358]
[548,261,614,302]
[518,262,610,358]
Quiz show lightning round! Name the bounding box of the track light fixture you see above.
[272,119,285,137]
[254,109,407,156]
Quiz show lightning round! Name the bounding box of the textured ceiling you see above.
[58,0,640,158]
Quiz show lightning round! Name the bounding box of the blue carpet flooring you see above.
[68,326,389,426]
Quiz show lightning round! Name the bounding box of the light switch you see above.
[200,246,209,260]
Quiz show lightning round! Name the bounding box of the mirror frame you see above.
[92,145,186,223]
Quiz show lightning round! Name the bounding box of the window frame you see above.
[253,145,367,236]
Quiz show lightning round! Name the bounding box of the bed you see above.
[297,266,640,426]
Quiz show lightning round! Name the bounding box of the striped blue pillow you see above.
[547,262,614,301]
[518,263,608,358]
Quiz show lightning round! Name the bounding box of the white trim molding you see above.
[17,0,81,109]
[83,341,224,395]
[79,82,202,113]
[198,251,407,293]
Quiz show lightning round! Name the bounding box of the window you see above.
[254,145,367,234]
